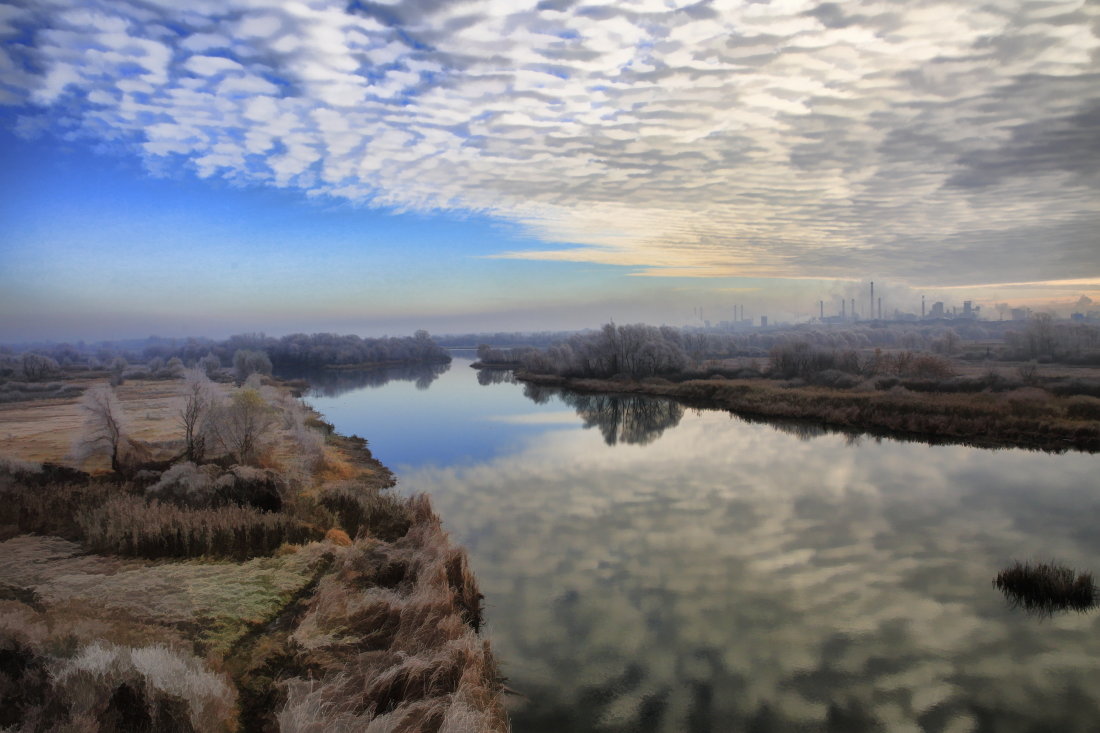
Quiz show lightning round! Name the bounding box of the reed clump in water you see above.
[994,560,1097,615]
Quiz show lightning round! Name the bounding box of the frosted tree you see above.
[179,367,218,462]
[75,384,129,471]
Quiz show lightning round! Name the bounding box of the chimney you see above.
[870,281,874,319]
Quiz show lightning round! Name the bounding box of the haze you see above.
[1,0,1098,342]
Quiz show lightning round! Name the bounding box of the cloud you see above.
[3,0,1099,286]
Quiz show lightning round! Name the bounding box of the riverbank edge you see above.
[254,377,510,729]
[515,371,1100,453]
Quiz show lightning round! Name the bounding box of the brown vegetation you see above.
[0,369,507,731]
[278,494,506,731]
[517,372,1100,452]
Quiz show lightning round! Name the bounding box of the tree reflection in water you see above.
[280,363,450,397]
[522,385,685,446]
[477,368,517,386]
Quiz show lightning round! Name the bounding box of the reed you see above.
[994,560,1097,615]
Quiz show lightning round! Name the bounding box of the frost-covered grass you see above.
[1,535,330,657]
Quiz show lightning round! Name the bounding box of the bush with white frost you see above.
[52,642,236,732]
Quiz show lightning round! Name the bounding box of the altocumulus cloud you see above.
[2,0,1098,285]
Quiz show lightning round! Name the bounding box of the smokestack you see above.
[922,295,925,319]
[851,298,855,320]
[820,300,824,320]
[842,299,846,319]
[878,297,882,320]
[870,281,874,319]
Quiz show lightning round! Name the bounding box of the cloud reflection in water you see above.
[402,408,1100,732]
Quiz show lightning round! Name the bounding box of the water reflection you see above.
[401,414,1100,732]
[303,360,1100,731]
[994,560,1098,618]
[478,368,518,386]
[280,362,449,397]
[519,385,684,446]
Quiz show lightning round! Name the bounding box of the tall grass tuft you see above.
[318,480,412,541]
[994,560,1097,616]
[278,493,506,731]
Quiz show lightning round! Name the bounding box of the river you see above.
[293,353,1100,732]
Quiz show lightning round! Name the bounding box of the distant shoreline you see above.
[513,371,1100,453]
[308,356,452,370]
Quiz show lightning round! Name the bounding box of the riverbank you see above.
[0,372,508,730]
[516,371,1100,452]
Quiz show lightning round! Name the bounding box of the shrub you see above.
[1004,388,1053,418]
[205,388,277,465]
[145,461,221,507]
[52,642,237,732]
[0,624,52,730]
[318,481,411,542]
[146,463,283,512]
[0,469,110,540]
[1066,395,1100,421]
[809,369,861,389]
[1050,379,1100,398]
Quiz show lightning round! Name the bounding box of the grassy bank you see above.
[516,372,1100,452]
[0,372,507,731]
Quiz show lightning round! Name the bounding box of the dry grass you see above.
[278,494,507,732]
[994,560,1097,616]
[1,535,332,658]
[79,494,320,560]
[520,372,1100,451]
[0,632,237,732]
[318,479,413,541]
[0,371,506,731]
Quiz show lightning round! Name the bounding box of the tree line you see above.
[1,331,450,382]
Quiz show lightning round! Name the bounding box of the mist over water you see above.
[297,355,1100,732]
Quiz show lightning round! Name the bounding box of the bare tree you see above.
[108,356,128,386]
[20,353,59,382]
[206,388,276,465]
[233,349,272,384]
[200,352,222,378]
[75,384,129,472]
[179,367,217,462]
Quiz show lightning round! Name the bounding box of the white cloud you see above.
[4,0,1099,285]
[183,54,245,76]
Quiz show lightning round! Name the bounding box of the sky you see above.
[1,0,1098,342]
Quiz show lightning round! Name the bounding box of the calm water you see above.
[297,353,1100,732]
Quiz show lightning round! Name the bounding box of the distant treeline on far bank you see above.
[1,331,451,386]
